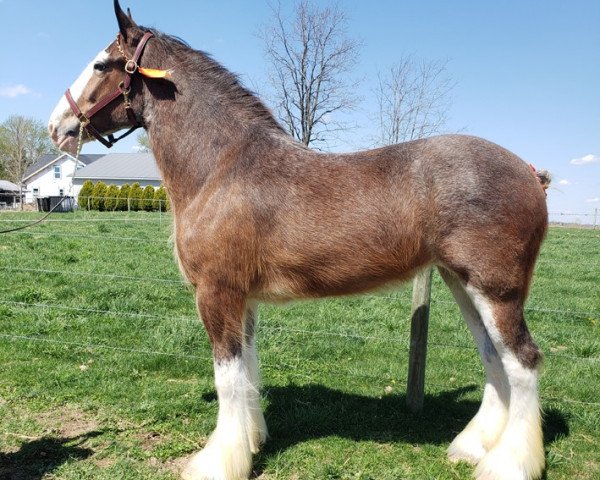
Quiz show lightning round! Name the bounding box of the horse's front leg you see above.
[182,286,259,480]
[243,304,268,453]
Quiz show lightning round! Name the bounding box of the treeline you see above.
[77,180,170,211]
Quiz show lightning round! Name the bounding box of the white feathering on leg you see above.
[448,382,508,465]
[243,336,268,453]
[440,270,509,465]
[467,288,544,480]
[182,357,253,480]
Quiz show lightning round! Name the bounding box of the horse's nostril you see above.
[48,123,59,142]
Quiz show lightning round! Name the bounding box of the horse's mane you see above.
[139,27,285,133]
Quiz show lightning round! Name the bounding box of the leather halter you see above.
[65,31,154,148]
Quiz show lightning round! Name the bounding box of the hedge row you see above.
[78,180,170,211]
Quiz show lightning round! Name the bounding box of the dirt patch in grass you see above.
[36,405,99,438]
[138,430,163,451]
[149,453,190,478]
[95,456,117,469]
[0,404,101,480]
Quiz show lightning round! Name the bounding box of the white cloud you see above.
[570,154,600,165]
[558,179,572,185]
[0,84,33,98]
[585,197,599,203]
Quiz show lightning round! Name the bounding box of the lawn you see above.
[0,210,598,479]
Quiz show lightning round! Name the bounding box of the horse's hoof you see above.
[181,440,252,480]
[474,444,544,480]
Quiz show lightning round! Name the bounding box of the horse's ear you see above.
[114,0,138,41]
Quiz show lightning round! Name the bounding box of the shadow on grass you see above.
[0,431,102,480]
[235,384,569,473]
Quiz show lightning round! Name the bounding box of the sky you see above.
[0,0,598,222]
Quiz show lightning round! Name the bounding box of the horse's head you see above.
[49,1,159,154]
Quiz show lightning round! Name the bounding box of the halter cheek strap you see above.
[65,31,156,149]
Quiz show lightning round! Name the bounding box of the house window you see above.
[54,165,61,179]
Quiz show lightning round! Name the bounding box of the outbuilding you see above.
[0,180,21,209]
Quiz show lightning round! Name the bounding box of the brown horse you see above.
[48,2,549,479]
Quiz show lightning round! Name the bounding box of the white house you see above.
[22,153,104,203]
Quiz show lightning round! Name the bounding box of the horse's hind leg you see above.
[182,286,254,480]
[465,286,544,480]
[438,267,509,465]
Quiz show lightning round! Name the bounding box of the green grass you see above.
[0,210,598,479]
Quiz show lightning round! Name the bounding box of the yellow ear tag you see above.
[138,67,174,79]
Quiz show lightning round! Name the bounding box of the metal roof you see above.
[73,153,161,181]
[0,180,20,192]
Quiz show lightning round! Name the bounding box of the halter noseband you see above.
[65,31,155,148]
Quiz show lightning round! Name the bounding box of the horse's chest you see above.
[174,214,252,284]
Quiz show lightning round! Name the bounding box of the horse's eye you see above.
[94,63,107,72]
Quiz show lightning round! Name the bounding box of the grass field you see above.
[0,210,598,479]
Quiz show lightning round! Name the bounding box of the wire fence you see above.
[0,209,598,411]
[1,265,598,322]
[549,209,599,229]
[19,203,600,221]
[0,332,597,409]
[0,298,597,363]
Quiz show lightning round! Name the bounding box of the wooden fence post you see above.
[406,267,433,412]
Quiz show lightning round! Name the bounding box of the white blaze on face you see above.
[49,46,111,132]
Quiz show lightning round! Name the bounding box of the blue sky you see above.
[1,0,598,221]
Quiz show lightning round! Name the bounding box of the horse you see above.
[48,2,549,479]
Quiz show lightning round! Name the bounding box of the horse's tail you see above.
[529,164,552,195]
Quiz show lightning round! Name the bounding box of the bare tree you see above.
[375,56,454,145]
[0,131,7,179]
[136,131,152,152]
[0,115,57,183]
[260,1,360,147]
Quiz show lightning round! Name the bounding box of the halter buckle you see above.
[77,113,90,127]
[125,59,138,74]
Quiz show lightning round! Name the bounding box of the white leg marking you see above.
[441,271,508,465]
[467,288,544,480]
[243,319,268,454]
[448,382,508,465]
[182,357,253,480]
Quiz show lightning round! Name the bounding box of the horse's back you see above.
[254,134,548,299]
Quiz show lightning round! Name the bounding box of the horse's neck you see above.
[144,81,272,209]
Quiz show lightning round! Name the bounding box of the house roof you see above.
[23,153,104,181]
[0,180,20,192]
[73,153,161,181]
